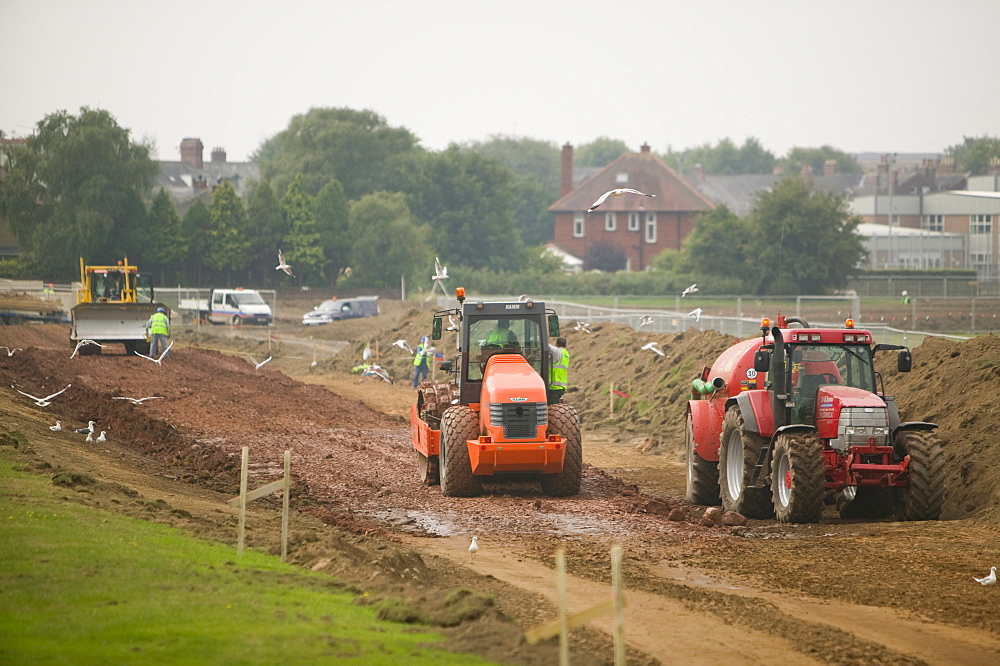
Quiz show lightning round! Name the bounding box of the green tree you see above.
[182,198,211,286]
[575,137,630,167]
[779,146,861,176]
[746,178,865,295]
[0,107,157,277]
[348,192,431,289]
[246,181,286,284]
[280,175,324,285]
[206,181,251,285]
[397,147,528,272]
[145,189,187,285]
[313,180,351,285]
[678,205,752,293]
[256,107,419,200]
[662,137,775,175]
[944,135,1000,175]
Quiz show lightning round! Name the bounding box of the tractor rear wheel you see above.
[771,432,825,523]
[685,411,720,506]
[439,405,482,497]
[893,430,944,521]
[540,403,582,497]
[719,406,774,519]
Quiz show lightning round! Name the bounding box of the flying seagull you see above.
[134,341,173,366]
[393,339,414,354]
[587,188,656,212]
[641,342,665,357]
[247,354,272,370]
[432,257,448,282]
[974,566,997,586]
[574,321,592,334]
[70,339,105,359]
[688,308,703,322]
[49,420,62,431]
[276,250,294,277]
[362,364,392,384]
[0,346,21,356]
[113,396,163,405]
[74,420,96,435]
[469,536,479,562]
[11,383,71,407]
[681,283,699,297]
[639,315,654,327]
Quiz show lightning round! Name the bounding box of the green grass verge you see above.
[0,450,491,665]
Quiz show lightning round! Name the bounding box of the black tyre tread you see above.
[718,406,774,518]
[541,403,582,497]
[417,452,440,486]
[685,411,720,506]
[838,487,894,519]
[439,405,482,497]
[895,430,945,521]
[771,432,825,524]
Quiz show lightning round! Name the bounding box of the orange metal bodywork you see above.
[410,354,567,476]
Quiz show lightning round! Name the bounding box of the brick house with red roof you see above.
[549,143,715,271]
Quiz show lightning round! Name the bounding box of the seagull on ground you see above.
[639,315,654,327]
[247,354,272,370]
[587,188,656,212]
[96,431,107,443]
[0,346,21,356]
[134,341,173,366]
[113,396,163,405]
[362,365,392,384]
[85,431,94,442]
[11,383,71,407]
[574,321,592,334]
[688,308,703,322]
[446,314,460,332]
[641,342,665,357]
[974,566,997,585]
[681,283,699,297]
[393,339,414,354]
[70,339,105,359]
[49,420,62,431]
[432,257,448,282]
[74,420,96,435]
[276,250,294,277]
[469,536,479,562]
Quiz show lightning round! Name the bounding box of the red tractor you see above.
[410,289,582,497]
[686,315,944,523]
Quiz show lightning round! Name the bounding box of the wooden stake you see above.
[612,545,625,665]
[557,549,569,666]
[281,449,290,561]
[237,446,248,557]
[610,382,615,416]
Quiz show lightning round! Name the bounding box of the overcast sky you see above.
[2,0,998,164]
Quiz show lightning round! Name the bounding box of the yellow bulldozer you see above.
[71,257,167,355]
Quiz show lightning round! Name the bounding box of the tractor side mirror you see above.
[432,316,442,340]
[548,314,560,337]
[897,350,912,373]
[754,350,771,373]
[438,360,453,372]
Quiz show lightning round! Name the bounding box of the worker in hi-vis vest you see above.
[412,336,431,388]
[547,336,569,404]
[146,307,170,359]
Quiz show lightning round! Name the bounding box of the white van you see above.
[207,288,272,325]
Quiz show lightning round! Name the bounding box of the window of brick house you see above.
[645,213,657,243]
[605,213,616,232]
[573,213,585,238]
[628,212,640,231]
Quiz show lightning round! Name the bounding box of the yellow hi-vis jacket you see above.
[149,312,169,336]
[549,348,569,390]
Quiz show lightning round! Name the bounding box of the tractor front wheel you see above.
[771,432,825,523]
[685,411,720,506]
[894,430,944,521]
[540,403,582,497]
[718,406,774,518]
[439,405,482,497]
[417,452,439,486]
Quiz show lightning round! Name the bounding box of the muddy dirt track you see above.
[2,296,1000,665]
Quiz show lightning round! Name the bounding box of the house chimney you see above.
[772,164,784,176]
[939,156,955,174]
[640,143,651,154]
[989,157,1000,175]
[561,143,574,196]
[180,138,204,169]
[690,163,705,181]
[211,147,227,163]
[800,164,813,176]
[192,175,207,191]
[823,158,837,176]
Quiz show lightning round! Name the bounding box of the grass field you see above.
[0,443,490,665]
